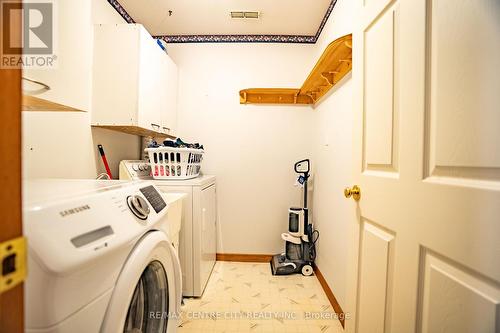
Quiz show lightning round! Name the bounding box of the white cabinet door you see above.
[23,0,94,111]
[156,54,171,136]
[137,29,163,132]
[161,56,178,136]
[200,184,217,292]
[92,24,141,125]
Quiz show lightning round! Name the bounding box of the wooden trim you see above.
[216,253,273,263]
[22,95,85,112]
[313,264,346,328]
[0,57,24,333]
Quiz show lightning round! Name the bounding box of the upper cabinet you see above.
[21,0,96,111]
[92,24,178,137]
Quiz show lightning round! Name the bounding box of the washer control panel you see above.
[140,185,167,213]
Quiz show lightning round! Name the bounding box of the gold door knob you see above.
[344,185,361,201]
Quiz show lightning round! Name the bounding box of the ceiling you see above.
[115,0,333,37]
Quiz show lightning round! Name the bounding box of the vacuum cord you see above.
[307,227,320,262]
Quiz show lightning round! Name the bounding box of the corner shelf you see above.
[92,125,176,139]
[22,95,85,112]
[239,34,352,106]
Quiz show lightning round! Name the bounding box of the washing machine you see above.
[23,179,182,333]
[119,161,217,297]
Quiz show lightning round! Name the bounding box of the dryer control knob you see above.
[126,195,150,220]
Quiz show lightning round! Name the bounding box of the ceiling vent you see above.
[230,11,260,19]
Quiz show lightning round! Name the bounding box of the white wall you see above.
[167,43,316,254]
[22,0,141,179]
[310,0,354,309]
[167,4,355,310]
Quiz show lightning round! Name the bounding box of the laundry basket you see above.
[145,147,204,180]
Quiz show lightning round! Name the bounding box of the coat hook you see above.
[321,72,336,85]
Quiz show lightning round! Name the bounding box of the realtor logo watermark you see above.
[1,0,57,68]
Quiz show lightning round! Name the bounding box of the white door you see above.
[346,0,500,332]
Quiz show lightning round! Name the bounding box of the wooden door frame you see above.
[0,0,24,330]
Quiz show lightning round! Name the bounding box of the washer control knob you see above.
[126,195,150,220]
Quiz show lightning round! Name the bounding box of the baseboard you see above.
[313,264,346,328]
[216,253,273,263]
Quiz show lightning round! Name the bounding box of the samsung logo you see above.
[59,205,91,217]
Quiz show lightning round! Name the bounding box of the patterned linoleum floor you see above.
[178,262,344,333]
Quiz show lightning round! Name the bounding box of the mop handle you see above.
[97,144,113,179]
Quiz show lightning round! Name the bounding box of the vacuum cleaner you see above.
[270,159,319,276]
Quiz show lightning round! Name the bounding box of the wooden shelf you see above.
[239,34,352,106]
[92,125,176,139]
[22,95,85,112]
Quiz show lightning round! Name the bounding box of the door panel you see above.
[419,251,500,333]
[362,0,396,29]
[363,5,400,173]
[424,0,500,185]
[356,221,395,333]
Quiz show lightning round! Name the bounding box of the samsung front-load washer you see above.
[119,161,217,297]
[23,180,181,333]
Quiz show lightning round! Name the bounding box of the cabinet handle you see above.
[151,123,160,130]
[163,127,170,133]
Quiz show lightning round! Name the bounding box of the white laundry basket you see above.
[145,147,204,180]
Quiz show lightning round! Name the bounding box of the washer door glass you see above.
[124,261,169,333]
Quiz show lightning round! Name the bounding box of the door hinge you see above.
[0,236,27,294]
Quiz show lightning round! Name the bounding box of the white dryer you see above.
[120,161,217,297]
[23,180,182,333]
